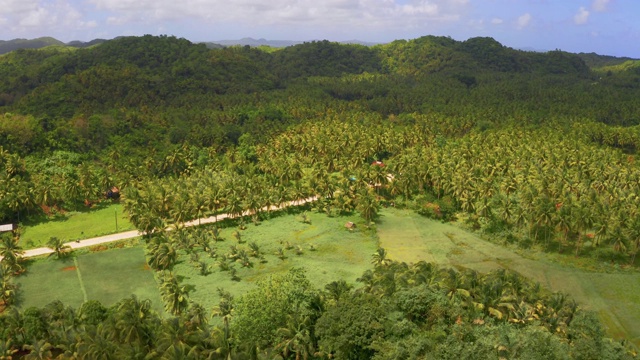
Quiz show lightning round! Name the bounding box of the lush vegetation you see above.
[1,34,640,358]
[1,261,635,359]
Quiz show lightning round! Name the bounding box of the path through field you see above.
[15,197,318,259]
[377,208,640,348]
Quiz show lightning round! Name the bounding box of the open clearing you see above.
[19,202,134,249]
[377,207,640,348]
[172,211,377,311]
[16,246,162,312]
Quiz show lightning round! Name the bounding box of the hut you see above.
[106,186,120,200]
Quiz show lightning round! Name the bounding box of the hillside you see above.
[0,34,639,158]
[0,37,64,54]
[0,37,109,55]
[1,34,640,358]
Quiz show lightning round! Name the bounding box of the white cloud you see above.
[574,6,589,25]
[19,7,49,27]
[516,13,531,29]
[0,0,99,38]
[82,20,98,28]
[0,0,39,15]
[592,0,610,12]
[86,0,469,29]
[491,18,503,25]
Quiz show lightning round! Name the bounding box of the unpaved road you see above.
[13,197,317,259]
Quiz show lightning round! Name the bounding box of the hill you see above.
[0,33,639,158]
[577,52,640,69]
[1,34,640,358]
[0,37,64,54]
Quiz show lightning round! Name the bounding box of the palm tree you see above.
[110,295,159,348]
[211,227,223,242]
[371,248,391,267]
[0,338,17,360]
[225,191,244,220]
[625,217,640,264]
[0,264,17,307]
[47,237,71,259]
[356,189,380,224]
[22,339,53,360]
[324,280,353,303]
[160,272,192,316]
[608,219,628,255]
[147,236,178,271]
[232,230,243,244]
[274,315,314,360]
[0,233,24,274]
[248,242,261,258]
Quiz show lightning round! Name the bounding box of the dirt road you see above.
[15,197,318,259]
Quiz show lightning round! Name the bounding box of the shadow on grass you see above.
[13,256,76,308]
[19,200,119,227]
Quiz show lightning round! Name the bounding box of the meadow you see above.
[16,246,163,312]
[170,210,378,311]
[16,209,378,316]
[19,202,134,249]
[377,207,640,349]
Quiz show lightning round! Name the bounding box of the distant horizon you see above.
[0,0,638,58]
[2,34,638,60]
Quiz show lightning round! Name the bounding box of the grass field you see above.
[172,210,378,311]
[377,207,640,348]
[16,246,163,312]
[19,202,134,249]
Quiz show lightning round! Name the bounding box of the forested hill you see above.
[0,37,108,55]
[1,34,640,157]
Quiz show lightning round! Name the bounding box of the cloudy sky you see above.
[1,0,638,57]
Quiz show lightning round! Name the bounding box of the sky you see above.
[0,0,639,57]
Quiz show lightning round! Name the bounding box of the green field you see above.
[16,246,163,312]
[377,207,640,348]
[171,211,378,311]
[19,202,134,248]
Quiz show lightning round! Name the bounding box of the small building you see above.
[106,186,120,200]
[371,161,385,167]
[345,221,356,230]
[0,223,16,233]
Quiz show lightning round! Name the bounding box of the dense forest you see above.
[1,34,640,358]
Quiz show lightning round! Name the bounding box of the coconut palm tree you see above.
[371,248,391,267]
[0,338,18,360]
[232,230,243,244]
[47,237,71,259]
[356,189,380,224]
[147,236,178,271]
[274,315,314,360]
[211,226,223,242]
[0,233,24,274]
[110,295,159,348]
[0,263,17,307]
[22,339,53,360]
[324,280,353,303]
[625,217,640,264]
[160,272,193,316]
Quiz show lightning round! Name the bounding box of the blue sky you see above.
[0,0,638,57]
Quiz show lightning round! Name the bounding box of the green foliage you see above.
[1,33,640,357]
[316,292,389,360]
[1,261,637,359]
[231,268,315,348]
[78,299,108,326]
